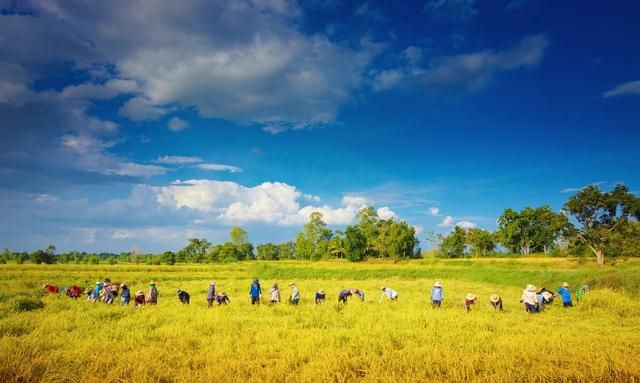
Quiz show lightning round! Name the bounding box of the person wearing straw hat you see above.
[120,283,130,305]
[146,281,158,305]
[315,289,326,304]
[431,281,444,308]
[557,282,573,308]
[92,281,102,302]
[352,288,365,302]
[134,291,146,307]
[269,282,281,305]
[521,284,539,313]
[379,286,398,303]
[206,282,216,308]
[576,284,589,302]
[464,293,477,312]
[288,282,300,305]
[489,294,503,310]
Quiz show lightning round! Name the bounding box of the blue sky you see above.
[1,0,639,253]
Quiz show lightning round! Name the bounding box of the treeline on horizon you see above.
[2,184,639,266]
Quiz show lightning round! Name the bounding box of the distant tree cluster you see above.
[433,184,640,264]
[2,185,638,266]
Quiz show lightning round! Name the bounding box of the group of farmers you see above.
[42,278,589,311]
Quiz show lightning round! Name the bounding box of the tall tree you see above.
[563,184,640,264]
[230,227,248,246]
[466,228,496,257]
[344,225,366,262]
[438,226,467,258]
[357,207,379,257]
[182,238,211,263]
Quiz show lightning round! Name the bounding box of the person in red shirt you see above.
[67,285,82,299]
[134,291,146,307]
[464,293,477,312]
[42,283,59,295]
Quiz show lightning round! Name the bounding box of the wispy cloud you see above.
[429,207,441,216]
[196,163,243,173]
[168,117,190,132]
[560,181,607,193]
[603,80,640,98]
[156,155,203,164]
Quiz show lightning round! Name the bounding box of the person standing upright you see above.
[249,278,262,305]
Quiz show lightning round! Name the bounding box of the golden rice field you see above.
[1,258,640,383]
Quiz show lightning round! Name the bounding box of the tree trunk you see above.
[588,245,605,265]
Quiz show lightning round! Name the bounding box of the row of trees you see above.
[2,184,637,265]
[435,184,640,264]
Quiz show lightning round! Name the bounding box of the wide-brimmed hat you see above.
[220,292,227,296]
[381,286,386,291]
[150,281,155,285]
[135,291,144,296]
[288,282,295,286]
[84,287,92,294]
[526,284,536,292]
[542,291,553,300]
[561,282,569,288]
[318,289,325,294]
[210,282,216,286]
[489,294,500,303]
[42,283,48,288]
[434,281,442,288]
[466,293,476,301]
[120,283,127,288]
[95,281,101,285]
[176,289,182,294]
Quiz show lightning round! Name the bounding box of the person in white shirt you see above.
[379,287,398,302]
[521,284,539,313]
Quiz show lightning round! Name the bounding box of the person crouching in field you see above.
[315,289,326,304]
[67,285,82,299]
[84,287,93,301]
[464,294,477,312]
[379,287,398,303]
[489,294,503,310]
[521,284,539,313]
[92,282,102,302]
[134,291,145,307]
[177,289,190,304]
[42,283,59,296]
[215,292,230,305]
[338,289,352,303]
[431,281,443,308]
[120,284,130,305]
[352,289,365,302]
[146,282,158,305]
[289,282,300,305]
[576,284,589,302]
[269,283,281,305]
[249,278,262,305]
[557,282,573,308]
[207,282,216,308]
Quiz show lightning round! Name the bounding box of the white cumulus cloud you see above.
[196,164,243,173]
[438,215,454,227]
[429,207,441,216]
[456,220,477,229]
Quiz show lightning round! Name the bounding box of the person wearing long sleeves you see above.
[269,283,281,304]
[146,282,158,305]
[379,287,398,302]
[289,282,300,305]
[249,278,261,305]
[120,284,130,305]
[315,289,326,304]
[177,289,190,304]
[522,284,538,313]
[489,294,503,310]
[206,282,216,308]
[431,281,444,308]
[576,284,589,302]
[338,289,352,303]
[134,291,145,307]
[557,282,573,308]
[464,293,477,312]
[215,292,230,305]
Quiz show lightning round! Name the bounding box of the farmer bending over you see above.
[464,293,477,312]
[379,287,398,302]
[521,284,538,313]
[489,294,503,310]
[269,283,281,304]
[315,289,326,304]
[289,282,300,305]
[177,289,190,304]
[146,282,158,305]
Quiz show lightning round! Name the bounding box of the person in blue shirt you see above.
[557,282,573,308]
[431,281,443,308]
[315,289,326,304]
[249,278,261,305]
[120,283,130,305]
